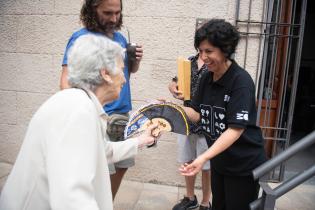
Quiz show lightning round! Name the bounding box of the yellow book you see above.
[177,57,191,100]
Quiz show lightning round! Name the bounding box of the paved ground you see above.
[1,162,314,209]
[114,180,315,210]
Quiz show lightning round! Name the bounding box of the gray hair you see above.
[67,34,124,91]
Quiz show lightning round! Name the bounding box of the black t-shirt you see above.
[191,60,267,176]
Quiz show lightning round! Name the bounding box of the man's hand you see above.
[135,45,143,62]
[129,45,143,74]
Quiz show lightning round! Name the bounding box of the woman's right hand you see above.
[137,123,160,148]
[168,81,184,100]
[179,154,207,176]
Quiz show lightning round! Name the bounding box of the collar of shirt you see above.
[208,60,237,86]
[190,54,208,72]
[82,88,109,121]
[189,54,199,62]
[81,88,109,139]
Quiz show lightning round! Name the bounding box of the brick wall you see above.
[0,0,262,187]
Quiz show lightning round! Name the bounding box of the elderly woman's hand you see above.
[137,123,160,148]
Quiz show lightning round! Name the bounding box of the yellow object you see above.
[177,57,191,100]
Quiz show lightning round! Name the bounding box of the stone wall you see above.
[0,0,263,187]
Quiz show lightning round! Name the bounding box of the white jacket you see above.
[0,88,138,210]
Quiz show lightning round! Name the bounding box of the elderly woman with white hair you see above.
[0,34,157,210]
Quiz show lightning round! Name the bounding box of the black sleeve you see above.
[226,76,255,128]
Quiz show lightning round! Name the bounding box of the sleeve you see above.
[46,106,100,210]
[62,35,77,66]
[120,32,128,46]
[103,138,138,164]
[226,78,254,128]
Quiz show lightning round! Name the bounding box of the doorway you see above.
[235,0,311,181]
[286,0,315,183]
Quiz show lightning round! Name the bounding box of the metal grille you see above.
[235,0,307,181]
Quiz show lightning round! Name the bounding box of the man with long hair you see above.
[60,0,144,199]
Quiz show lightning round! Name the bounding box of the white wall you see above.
[0,0,263,187]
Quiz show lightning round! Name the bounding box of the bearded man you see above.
[60,0,143,199]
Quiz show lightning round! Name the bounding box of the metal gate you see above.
[235,0,307,181]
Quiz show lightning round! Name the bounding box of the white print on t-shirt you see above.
[224,94,230,102]
[236,110,249,121]
[200,104,226,141]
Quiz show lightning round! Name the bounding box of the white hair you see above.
[67,34,124,91]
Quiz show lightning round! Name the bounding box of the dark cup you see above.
[126,43,137,62]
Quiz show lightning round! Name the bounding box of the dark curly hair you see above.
[194,19,240,59]
[80,0,123,33]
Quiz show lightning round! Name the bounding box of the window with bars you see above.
[235,0,307,181]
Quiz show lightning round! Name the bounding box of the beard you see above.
[95,14,119,35]
[97,21,116,34]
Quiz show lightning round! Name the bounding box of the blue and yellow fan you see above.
[124,102,190,139]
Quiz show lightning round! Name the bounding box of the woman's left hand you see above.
[179,155,207,176]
